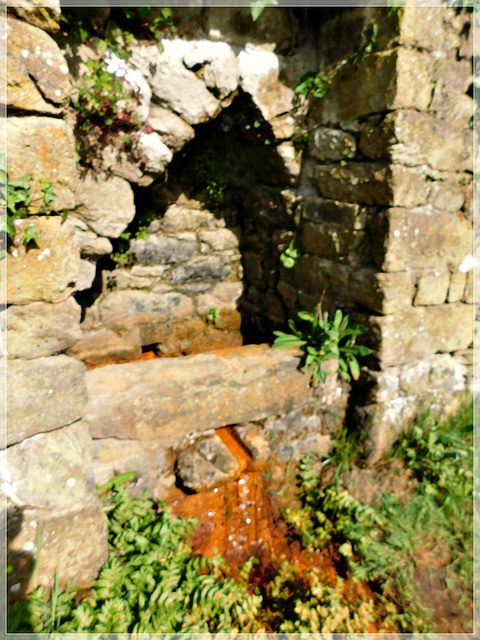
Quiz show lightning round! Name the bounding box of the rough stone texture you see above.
[7,497,108,596]
[71,216,113,259]
[357,353,467,461]
[6,117,76,211]
[379,207,473,272]
[371,303,473,368]
[398,6,460,52]
[464,267,479,304]
[74,171,136,238]
[5,217,81,305]
[196,282,243,316]
[413,269,450,306]
[3,17,70,114]
[448,270,467,303]
[92,290,194,330]
[67,327,142,366]
[75,259,96,292]
[133,131,173,174]
[148,105,195,152]
[309,128,356,163]
[7,0,61,33]
[176,434,243,492]
[83,345,327,441]
[237,47,295,137]
[5,297,81,359]
[6,422,95,510]
[313,48,433,124]
[7,355,88,446]
[181,40,239,99]
[130,233,197,266]
[389,110,473,172]
[295,255,415,315]
[142,45,220,125]
[91,437,175,498]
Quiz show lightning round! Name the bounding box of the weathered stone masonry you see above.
[2,4,475,597]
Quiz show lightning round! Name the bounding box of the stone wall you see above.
[2,3,475,597]
[276,5,476,460]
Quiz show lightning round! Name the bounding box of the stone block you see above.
[182,40,240,99]
[196,282,243,316]
[143,45,220,125]
[74,171,136,238]
[172,256,232,283]
[309,127,356,163]
[6,422,95,510]
[6,117,76,211]
[3,18,69,114]
[357,353,467,461]
[91,437,175,498]
[176,434,243,492]
[198,228,239,252]
[5,297,81,359]
[448,270,467,303]
[148,105,195,152]
[84,345,321,441]
[294,255,414,314]
[413,269,450,306]
[133,131,173,174]
[130,233,197,265]
[371,303,473,368]
[7,355,88,446]
[313,48,432,124]
[237,47,295,128]
[389,110,473,173]
[429,180,465,213]
[66,327,142,366]
[7,497,108,596]
[75,259,96,292]
[380,207,473,272]
[8,0,62,33]
[302,220,364,258]
[161,199,218,232]
[5,217,81,305]
[398,6,460,52]
[94,289,194,330]
[464,267,480,304]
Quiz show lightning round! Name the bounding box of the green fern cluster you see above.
[283,399,474,632]
[8,475,263,634]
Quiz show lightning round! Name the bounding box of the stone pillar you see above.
[279,6,475,459]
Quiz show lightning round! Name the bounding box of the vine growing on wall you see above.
[294,8,402,101]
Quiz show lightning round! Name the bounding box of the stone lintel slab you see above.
[84,345,331,441]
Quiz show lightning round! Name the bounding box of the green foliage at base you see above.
[284,399,474,631]
[8,401,473,634]
[273,307,372,385]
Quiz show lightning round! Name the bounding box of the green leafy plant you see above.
[273,307,372,385]
[0,162,63,254]
[284,400,473,632]
[206,307,220,324]
[279,240,301,269]
[73,58,141,162]
[250,0,279,22]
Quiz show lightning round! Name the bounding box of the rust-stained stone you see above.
[5,217,80,305]
[84,345,318,441]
